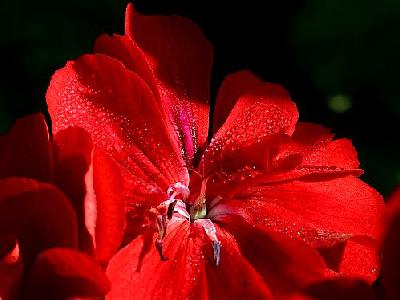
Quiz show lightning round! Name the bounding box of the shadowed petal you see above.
[53,127,125,263]
[0,113,51,182]
[25,248,110,300]
[0,178,77,267]
[0,239,23,300]
[383,187,400,300]
[287,278,378,300]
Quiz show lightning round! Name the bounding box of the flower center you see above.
[150,181,221,266]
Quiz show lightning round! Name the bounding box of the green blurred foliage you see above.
[291,0,400,113]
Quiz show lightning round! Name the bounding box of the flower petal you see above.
[234,176,384,244]
[288,279,378,300]
[318,237,380,283]
[213,176,384,280]
[202,82,298,177]
[53,127,94,253]
[25,248,110,299]
[0,113,51,182]
[106,219,208,300]
[0,178,77,266]
[125,4,213,165]
[205,225,273,300]
[107,218,272,299]
[46,53,188,193]
[218,215,326,296]
[0,239,23,300]
[90,148,125,263]
[213,70,263,133]
[205,122,361,200]
[383,187,400,300]
[53,127,125,263]
[94,34,155,89]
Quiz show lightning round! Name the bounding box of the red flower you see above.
[0,114,118,299]
[44,3,384,299]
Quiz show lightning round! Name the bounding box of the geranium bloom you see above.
[45,3,384,299]
[0,114,118,299]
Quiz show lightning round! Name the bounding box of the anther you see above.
[167,200,177,220]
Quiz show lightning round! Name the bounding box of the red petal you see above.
[0,240,23,300]
[211,176,384,280]
[291,122,333,145]
[53,127,125,263]
[288,278,378,300]
[0,178,77,266]
[125,4,213,164]
[107,218,272,299]
[205,225,273,300]
[90,148,125,263]
[291,122,360,173]
[265,129,362,183]
[383,187,400,300]
[0,113,51,182]
[233,176,384,244]
[53,127,94,253]
[106,219,208,300]
[46,53,188,193]
[318,237,380,283]
[300,139,360,173]
[94,34,155,89]
[219,215,326,296]
[125,4,212,105]
[204,124,361,200]
[213,70,263,133]
[25,248,110,299]
[202,83,298,177]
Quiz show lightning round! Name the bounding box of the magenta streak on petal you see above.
[178,109,195,164]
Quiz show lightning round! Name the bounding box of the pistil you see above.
[190,177,209,220]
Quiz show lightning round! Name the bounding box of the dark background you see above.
[1,0,399,196]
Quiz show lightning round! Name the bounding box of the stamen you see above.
[212,240,221,267]
[155,215,168,261]
[196,218,221,266]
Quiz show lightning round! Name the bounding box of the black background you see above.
[1,0,399,195]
